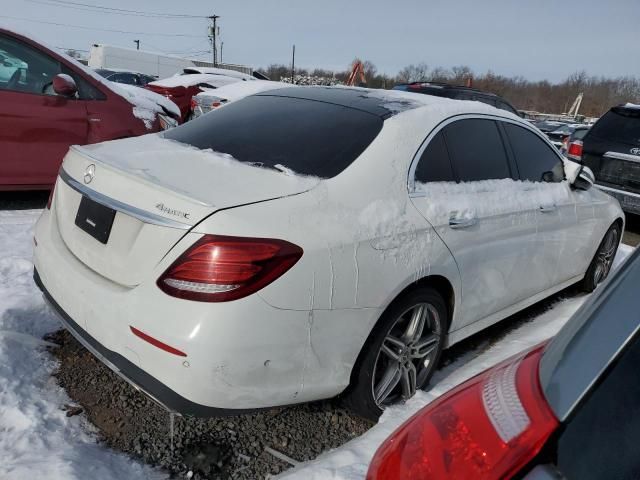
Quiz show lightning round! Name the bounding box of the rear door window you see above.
[589,109,640,146]
[503,123,564,182]
[443,118,511,181]
[164,95,384,178]
[414,131,455,183]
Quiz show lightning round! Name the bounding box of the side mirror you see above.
[572,165,595,191]
[53,73,78,97]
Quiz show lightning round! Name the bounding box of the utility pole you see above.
[291,44,295,84]
[134,39,140,50]
[220,41,224,63]
[208,14,220,66]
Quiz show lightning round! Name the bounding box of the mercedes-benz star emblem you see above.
[84,164,96,184]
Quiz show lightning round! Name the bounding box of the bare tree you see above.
[396,62,429,83]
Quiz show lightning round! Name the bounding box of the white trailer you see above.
[88,44,196,78]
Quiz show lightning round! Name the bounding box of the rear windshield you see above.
[589,109,640,146]
[164,95,384,178]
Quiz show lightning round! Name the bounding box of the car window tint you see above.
[572,128,589,141]
[164,95,384,178]
[60,64,105,101]
[443,119,511,181]
[496,101,518,115]
[504,123,564,182]
[555,332,640,480]
[589,109,640,146]
[0,34,61,95]
[414,131,455,183]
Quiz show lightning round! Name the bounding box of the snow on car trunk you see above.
[52,134,320,287]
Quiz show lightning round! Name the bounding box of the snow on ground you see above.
[0,210,164,480]
[0,208,633,480]
[278,243,635,480]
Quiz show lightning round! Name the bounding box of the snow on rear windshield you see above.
[163,95,384,178]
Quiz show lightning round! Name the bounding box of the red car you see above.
[0,28,180,191]
[145,73,244,122]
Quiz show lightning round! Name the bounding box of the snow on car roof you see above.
[181,66,255,80]
[149,73,242,88]
[195,80,292,102]
[255,85,493,119]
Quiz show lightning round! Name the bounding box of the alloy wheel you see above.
[593,227,619,286]
[371,302,442,408]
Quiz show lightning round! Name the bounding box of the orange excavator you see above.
[346,60,366,87]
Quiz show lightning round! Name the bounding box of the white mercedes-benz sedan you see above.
[34,86,623,420]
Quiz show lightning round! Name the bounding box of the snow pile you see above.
[149,73,240,89]
[196,80,291,104]
[0,210,163,480]
[280,74,342,86]
[112,84,180,129]
[415,178,572,225]
[278,245,634,480]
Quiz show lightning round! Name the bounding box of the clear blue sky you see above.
[2,0,639,81]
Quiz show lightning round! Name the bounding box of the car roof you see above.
[149,73,241,88]
[396,81,502,98]
[540,247,640,421]
[181,67,254,80]
[254,85,449,119]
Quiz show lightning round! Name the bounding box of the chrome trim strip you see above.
[59,169,192,230]
[596,184,640,199]
[603,151,640,164]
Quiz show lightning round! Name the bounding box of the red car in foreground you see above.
[368,247,640,480]
[0,28,180,191]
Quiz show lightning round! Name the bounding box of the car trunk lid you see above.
[55,134,320,287]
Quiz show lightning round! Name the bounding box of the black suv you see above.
[393,81,520,116]
[580,104,640,215]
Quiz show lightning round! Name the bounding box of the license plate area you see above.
[74,196,116,244]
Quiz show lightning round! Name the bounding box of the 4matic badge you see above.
[155,203,190,219]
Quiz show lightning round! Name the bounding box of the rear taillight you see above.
[367,347,557,480]
[190,98,198,111]
[567,140,583,161]
[157,234,303,302]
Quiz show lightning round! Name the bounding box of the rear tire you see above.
[581,223,621,293]
[343,288,447,421]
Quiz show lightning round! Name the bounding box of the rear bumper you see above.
[596,184,640,215]
[35,268,251,417]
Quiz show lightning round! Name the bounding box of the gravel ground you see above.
[49,330,373,480]
[47,285,577,480]
[5,189,636,479]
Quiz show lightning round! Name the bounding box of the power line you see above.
[0,15,203,38]
[24,0,206,18]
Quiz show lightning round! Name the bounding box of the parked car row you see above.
[2,25,638,479]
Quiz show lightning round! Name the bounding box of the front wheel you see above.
[343,288,446,421]
[582,223,621,293]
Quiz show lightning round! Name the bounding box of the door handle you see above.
[539,204,557,213]
[449,212,478,229]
